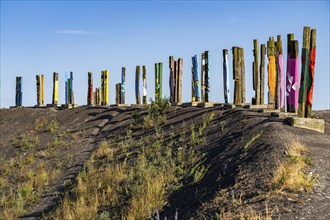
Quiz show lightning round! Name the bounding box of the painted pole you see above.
[204,51,210,102]
[252,40,260,105]
[286,34,299,113]
[65,73,68,105]
[121,67,126,104]
[155,63,159,100]
[169,56,175,102]
[232,47,241,104]
[135,66,141,104]
[239,48,245,103]
[101,71,104,105]
[87,72,93,105]
[36,75,41,106]
[306,29,316,118]
[201,52,205,103]
[192,55,200,102]
[267,37,276,108]
[116,83,120,105]
[101,70,109,105]
[174,59,179,102]
[159,62,163,99]
[276,35,285,111]
[223,49,230,103]
[155,63,163,100]
[16,77,22,107]
[52,72,59,105]
[70,72,73,104]
[105,70,109,105]
[260,44,266,105]
[178,58,183,103]
[298,26,311,118]
[142,65,147,105]
[41,74,44,106]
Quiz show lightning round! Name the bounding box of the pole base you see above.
[286,117,325,133]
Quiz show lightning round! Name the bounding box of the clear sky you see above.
[1,0,329,109]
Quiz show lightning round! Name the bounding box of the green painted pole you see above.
[298,26,311,118]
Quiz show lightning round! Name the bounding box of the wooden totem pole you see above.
[299,27,316,118]
[276,35,285,111]
[201,51,210,102]
[15,76,22,107]
[267,37,276,108]
[121,67,126,104]
[223,49,230,103]
[135,66,141,104]
[286,34,299,113]
[52,72,59,105]
[252,40,260,105]
[142,66,147,105]
[169,56,183,103]
[87,72,93,105]
[232,47,245,104]
[191,55,200,102]
[260,44,266,105]
[155,62,163,100]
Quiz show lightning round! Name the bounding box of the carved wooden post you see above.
[121,67,126,104]
[169,56,175,102]
[16,76,22,107]
[298,26,311,117]
[276,35,285,111]
[239,48,245,103]
[192,55,200,102]
[135,66,141,104]
[260,44,266,105]
[36,75,41,106]
[286,34,299,113]
[232,47,241,104]
[306,29,316,118]
[142,65,147,105]
[87,72,93,105]
[52,72,59,105]
[267,37,276,108]
[252,40,260,105]
[201,52,205,102]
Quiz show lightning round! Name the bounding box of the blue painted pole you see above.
[121,67,126,104]
[192,55,200,102]
[223,49,230,103]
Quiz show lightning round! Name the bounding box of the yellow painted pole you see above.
[105,70,109,105]
[52,72,59,105]
[41,74,44,105]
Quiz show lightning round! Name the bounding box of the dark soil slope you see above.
[0,106,329,219]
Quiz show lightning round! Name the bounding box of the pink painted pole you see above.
[286,35,299,113]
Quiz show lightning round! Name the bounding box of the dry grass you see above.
[273,141,317,193]
[52,114,213,219]
[0,117,80,219]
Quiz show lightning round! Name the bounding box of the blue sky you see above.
[1,0,329,109]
